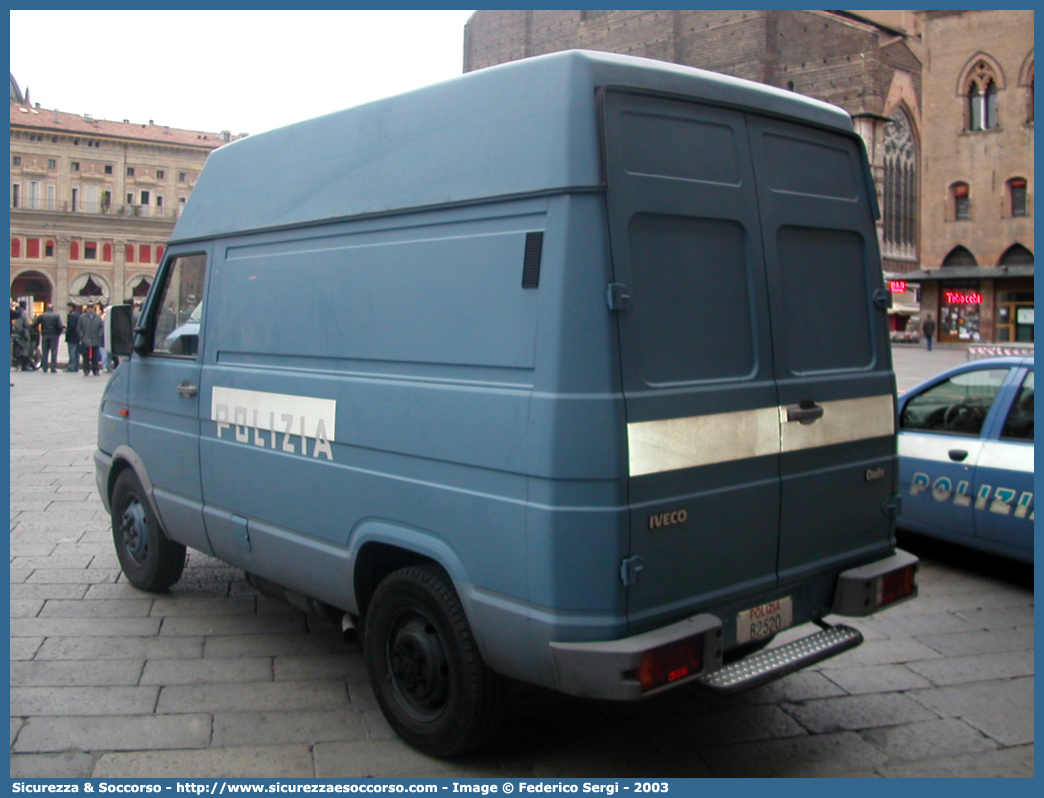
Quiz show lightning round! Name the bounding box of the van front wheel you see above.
[365,564,504,757]
[111,470,186,592]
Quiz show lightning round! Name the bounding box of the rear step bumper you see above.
[695,623,863,694]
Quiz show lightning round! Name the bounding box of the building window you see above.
[127,167,135,177]
[84,242,98,260]
[12,183,20,208]
[999,244,1034,266]
[27,238,40,258]
[11,238,21,258]
[70,241,80,260]
[126,193,134,205]
[47,159,56,170]
[104,165,113,174]
[140,244,152,263]
[157,170,164,179]
[157,245,164,263]
[178,172,187,183]
[71,162,80,172]
[942,246,978,267]
[883,108,918,260]
[140,190,150,206]
[966,60,1000,130]
[1008,178,1028,217]
[951,182,971,220]
[45,240,54,258]
[103,243,113,261]
[126,244,135,263]
[12,156,21,166]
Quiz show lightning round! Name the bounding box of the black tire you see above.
[110,470,186,591]
[365,564,504,757]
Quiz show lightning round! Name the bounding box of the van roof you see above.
[171,49,855,243]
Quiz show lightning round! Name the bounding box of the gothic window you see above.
[883,108,918,260]
[966,60,1000,130]
[999,244,1033,266]
[942,246,978,267]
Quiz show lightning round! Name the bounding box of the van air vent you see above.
[522,232,544,289]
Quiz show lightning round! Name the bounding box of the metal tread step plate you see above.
[695,624,863,694]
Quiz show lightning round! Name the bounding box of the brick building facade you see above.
[10,75,233,318]
[463,10,1033,343]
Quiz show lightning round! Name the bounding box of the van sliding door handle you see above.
[786,402,824,425]
[176,381,198,398]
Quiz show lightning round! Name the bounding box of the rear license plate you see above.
[736,596,793,644]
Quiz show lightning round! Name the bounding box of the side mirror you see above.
[108,305,135,357]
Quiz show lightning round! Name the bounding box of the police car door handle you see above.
[948,449,969,462]
[786,401,824,425]
[176,381,198,398]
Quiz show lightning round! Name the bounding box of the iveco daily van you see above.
[98,50,917,756]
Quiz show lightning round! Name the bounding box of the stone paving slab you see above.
[907,676,1035,747]
[13,714,213,753]
[9,347,1034,778]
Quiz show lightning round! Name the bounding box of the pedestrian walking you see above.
[77,304,104,376]
[922,313,936,352]
[64,302,81,372]
[33,304,65,373]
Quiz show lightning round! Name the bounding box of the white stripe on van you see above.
[211,387,337,441]
[628,394,894,477]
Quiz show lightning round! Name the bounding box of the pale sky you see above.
[10,10,476,136]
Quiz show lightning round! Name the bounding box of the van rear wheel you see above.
[111,470,186,592]
[365,564,504,757]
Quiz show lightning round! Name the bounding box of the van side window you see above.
[152,253,207,356]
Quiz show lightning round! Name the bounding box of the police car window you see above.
[899,368,1008,436]
[1001,371,1033,442]
[152,253,206,357]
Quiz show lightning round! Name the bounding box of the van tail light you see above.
[878,563,917,607]
[832,549,919,616]
[632,636,704,693]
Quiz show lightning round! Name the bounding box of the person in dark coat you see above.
[922,313,937,352]
[10,301,32,371]
[64,302,81,372]
[33,304,65,373]
[77,304,105,376]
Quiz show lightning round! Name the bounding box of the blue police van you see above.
[98,50,917,756]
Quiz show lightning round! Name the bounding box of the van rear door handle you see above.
[948,449,969,462]
[176,381,198,398]
[786,401,824,425]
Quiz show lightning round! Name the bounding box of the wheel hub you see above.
[388,616,448,719]
[119,499,149,565]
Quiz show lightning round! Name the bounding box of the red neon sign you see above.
[889,280,907,293]
[945,291,983,305]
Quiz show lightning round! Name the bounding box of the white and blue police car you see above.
[897,355,1033,563]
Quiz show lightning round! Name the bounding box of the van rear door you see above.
[745,116,895,585]
[602,90,895,631]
